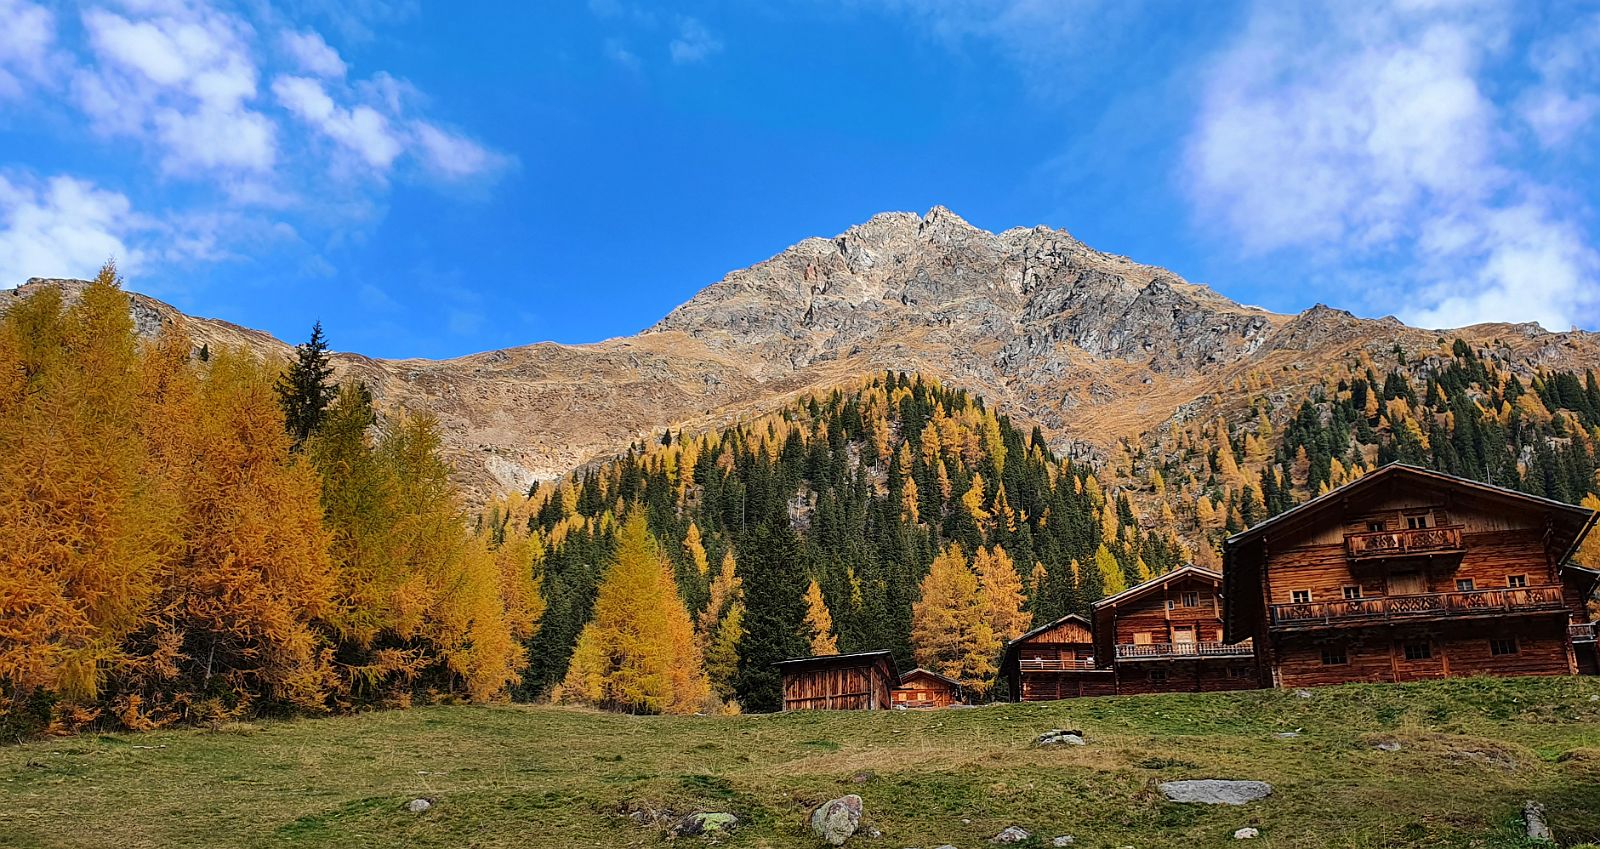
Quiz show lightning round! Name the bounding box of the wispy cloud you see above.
[1182,0,1600,330]
[0,0,513,288]
[669,18,722,65]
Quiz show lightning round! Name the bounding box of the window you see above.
[1406,513,1431,529]
[1166,599,1175,610]
[1133,632,1153,645]
[1229,665,1254,679]
[1291,590,1312,604]
[1507,575,1528,588]
[1148,669,1168,683]
[1182,591,1199,608]
[1367,520,1386,532]
[1456,578,1476,592]
[1342,586,1363,600]
[1321,647,1349,666]
[1403,641,1432,661]
[1490,638,1519,656]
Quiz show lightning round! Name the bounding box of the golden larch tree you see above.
[911,545,1000,697]
[559,513,709,714]
[973,546,1030,644]
[803,579,838,655]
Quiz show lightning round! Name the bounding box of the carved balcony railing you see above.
[1017,657,1101,671]
[1571,622,1598,643]
[1270,586,1567,628]
[1345,525,1465,560]
[1114,640,1255,661]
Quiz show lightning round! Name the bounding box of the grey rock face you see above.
[1158,780,1274,805]
[810,795,864,846]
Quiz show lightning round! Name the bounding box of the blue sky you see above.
[1,1,1598,359]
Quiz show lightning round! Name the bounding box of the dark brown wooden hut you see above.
[774,651,898,711]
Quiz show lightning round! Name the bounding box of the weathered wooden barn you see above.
[1092,565,1263,694]
[1000,613,1116,700]
[774,651,898,711]
[1223,464,1600,688]
[891,668,964,709]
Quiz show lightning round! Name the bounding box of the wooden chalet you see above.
[1091,565,1264,693]
[774,651,898,711]
[891,668,965,709]
[1000,613,1116,700]
[1223,464,1600,688]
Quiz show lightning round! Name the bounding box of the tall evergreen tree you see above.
[276,321,337,446]
[734,520,808,712]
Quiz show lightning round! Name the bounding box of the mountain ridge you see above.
[7,207,1598,503]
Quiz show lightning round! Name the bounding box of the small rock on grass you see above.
[1234,827,1259,839]
[1052,837,1076,846]
[1034,729,1086,746]
[1293,689,1313,699]
[404,798,432,813]
[1375,741,1403,752]
[1524,800,1555,843]
[672,812,739,837]
[990,825,1030,844]
[810,795,863,846]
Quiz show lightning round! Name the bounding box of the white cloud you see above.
[668,18,722,64]
[281,30,346,78]
[0,0,56,99]
[1183,0,1600,330]
[78,4,277,174]
[604,37,640,70]
[273,75,401,171]
[1517,14,1600,148]
[413,122,510,180]
[0,174,142,287]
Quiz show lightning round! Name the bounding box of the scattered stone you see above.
[1234,827,1259,839]
[852,771,876,784]
[1375,741,1403,752]
[672,812,739,837]
[1034,729,1086,746]
[1293,689,1313,699]
[1052,837,1076,846]
[1590,695,1599,703]
[1272,731,1300,739]
[1524,800,1555,843]
[1158,780,1274,805]
[863,826,883,839]
[404,798,433,813]
[990,826,1031,844]
[810,795,864,846]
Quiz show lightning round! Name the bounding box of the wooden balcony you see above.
[1345,525,1464,560]
[1114,640,1255,661]
[1270,586,1567,629]
[1571,622,1598,643]
[1018,657,1102,671]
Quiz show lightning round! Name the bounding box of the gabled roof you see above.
[1091,564,1222,610]
[1566,563,1600,602]
[897,667,964,692]
[1222,463,1599,642]
[772,650,900,682]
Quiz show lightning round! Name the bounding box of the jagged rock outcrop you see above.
[8,207,1599,504]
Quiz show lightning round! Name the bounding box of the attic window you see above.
[1507,575,1528,588]
[1342,586,1362,600]
[1291,589,1312,604]
[1405,514,1431,530]
[1182,591,1199,607]
[1366,520,1386,532]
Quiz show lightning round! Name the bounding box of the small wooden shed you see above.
[892,668,964,709]
[774,651,899,711]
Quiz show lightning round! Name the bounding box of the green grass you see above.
[2,677,1599,848]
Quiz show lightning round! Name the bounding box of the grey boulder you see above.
[1158,780,1273,805]
[990,825,1031,844]
[811,795,864,846]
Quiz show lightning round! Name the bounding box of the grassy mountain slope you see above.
[2,676,1597,848]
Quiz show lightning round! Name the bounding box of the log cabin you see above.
[1223,464,1600,688]
[1000,614,1117,700]
[1092,565,1264,693]
[891,668,964,709]
[774,651,898,711]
